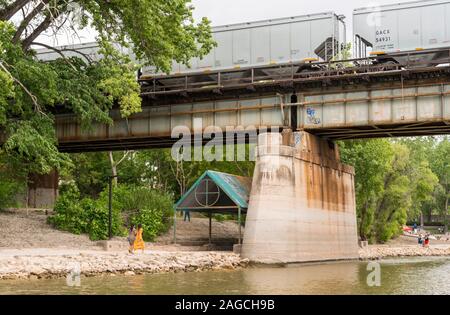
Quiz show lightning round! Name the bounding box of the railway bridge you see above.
[15,59,450,264]
[56,59,450,152]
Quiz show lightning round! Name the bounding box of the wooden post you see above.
[238,207,242,245]
[209,212,212,245]
[173,208,177,244]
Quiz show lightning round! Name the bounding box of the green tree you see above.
[63,152,112,198]
[0,154,27,209]
[0,0,214,176]
[0,1,214,69]
[372,144,412,242]
[49,183,173,241]
[340,138,442,243]
[429,138,450,230]
[59,144,256,203]
[400,137,448,226]
[339,139,393,241]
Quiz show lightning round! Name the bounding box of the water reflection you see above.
[242,262,360,295]
[0,257,449,295]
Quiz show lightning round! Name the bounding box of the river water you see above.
[1,257,449,295]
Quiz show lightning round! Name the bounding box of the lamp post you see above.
[173,206,177,245]
[108,175,118,240]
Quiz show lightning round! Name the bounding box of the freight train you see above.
[35,0,450,77]
[139,11,347,78]
[353,0,450,65]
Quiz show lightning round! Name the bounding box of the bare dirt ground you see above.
[387,234,450,246]
[0,210,248,281]
[2,208,447,256]
[360,234,450,260]
[157,214,243,247]
[0,210,242,251]
[0,209,449,278]
[0,210,100,250]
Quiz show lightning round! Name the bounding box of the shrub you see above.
[0,177,26,210]
[48,184,87,235]
[48,184,173,242]
[128,188,173,241]
[131,208,166,241]
[48,184,125,240]
[213,214,242,224]
[214,214,231,222]
[84,198,124,241]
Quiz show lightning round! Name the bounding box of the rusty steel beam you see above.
[332,129,450,140]
[77,90,448,120]
[313,127,450,140]
[39,63,450,151]
[313,124,450,137]
[56,120,450,153]
[58,132,261,153]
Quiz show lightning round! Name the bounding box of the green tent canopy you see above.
[174,170,252,245]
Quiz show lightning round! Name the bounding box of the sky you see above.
[190,0,395,26]
[40,0,410,46]
[190,0,402,44]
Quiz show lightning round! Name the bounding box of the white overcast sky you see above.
[41,0,409,46]
[191,0,395,26]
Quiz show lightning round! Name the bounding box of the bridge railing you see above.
[139,48,450,97]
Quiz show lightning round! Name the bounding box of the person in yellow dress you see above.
[133,224,145,253]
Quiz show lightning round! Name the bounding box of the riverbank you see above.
[2,243,450,281]
[0,210,242,249]
[2,257,450,295]
[0,210,248,281]
[0,249,248,281]
[1,210,450,281]
[359,244,450,260]
[1,245,450,281]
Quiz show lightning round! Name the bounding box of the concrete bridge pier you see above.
[241,130,359,263]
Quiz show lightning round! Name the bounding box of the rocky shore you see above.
[359,245,450,260]
[0,210,250,281]
[1,245,450,281]
[0,250,248,281]
[2,210,450,282]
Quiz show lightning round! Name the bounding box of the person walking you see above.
[133,224,145,253]
[127,224,136,254]
[184,210,191,222]
[424,234,430,248]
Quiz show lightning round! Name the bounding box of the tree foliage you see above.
[0,153,27,209]
[64,146,255,201]
[49,137,449,243]
[339,137,445,243]
[0,0,213,176]
[1,1,215,70]
[48,182,174,241]
[401,137,450,230]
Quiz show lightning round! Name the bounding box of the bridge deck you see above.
[139,53,450,100]
[38,60,450,151]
